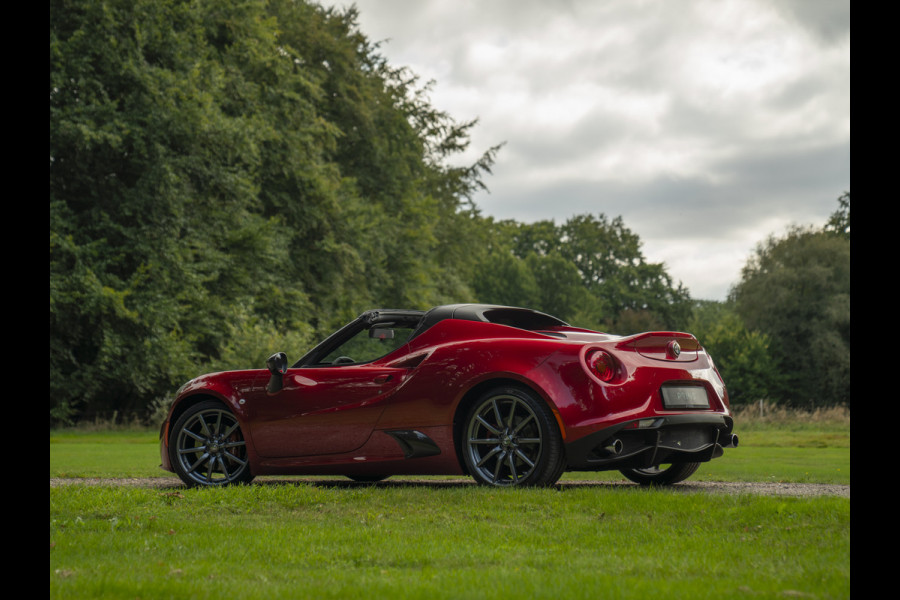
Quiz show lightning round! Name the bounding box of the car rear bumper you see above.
[564,413,736,471]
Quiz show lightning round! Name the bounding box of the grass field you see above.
[50,407,850,599]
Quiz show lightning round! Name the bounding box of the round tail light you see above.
[586,350,617,382]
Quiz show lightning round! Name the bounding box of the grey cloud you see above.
[341,0,848,299]
[767,0,850,44]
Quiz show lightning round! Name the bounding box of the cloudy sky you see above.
[337,0,850,301]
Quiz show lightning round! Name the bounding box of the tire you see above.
[462,386,566,487]
[346,475,390,483]
[169,400,254,487]
[620,462,701,486]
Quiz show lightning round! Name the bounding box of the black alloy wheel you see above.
[462,386,566,487]
[170,401,254,487]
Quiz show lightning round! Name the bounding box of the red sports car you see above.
[160,304,737,487]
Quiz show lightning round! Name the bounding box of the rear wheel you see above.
[169,401,254,487]
[462,386,566,487]
[620,462,700,486]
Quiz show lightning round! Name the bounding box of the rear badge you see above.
[666,340,681,359]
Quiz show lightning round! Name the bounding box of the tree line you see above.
[50,0,849,424]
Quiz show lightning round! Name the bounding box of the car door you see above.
[247,363,410,458]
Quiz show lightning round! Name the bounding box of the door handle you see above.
[374,374,393,384]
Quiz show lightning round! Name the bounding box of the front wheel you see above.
[462,386,566,487]
[169,401,254,487]
[620,462,700,486]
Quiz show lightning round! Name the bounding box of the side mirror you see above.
[266,352,288,393]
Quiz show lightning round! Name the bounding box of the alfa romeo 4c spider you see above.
[160,304,737,487]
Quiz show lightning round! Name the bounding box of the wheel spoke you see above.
[185,452,210,475]
[197,414,212,438]
[507,452,518,481]
[515,448,535,468]
[222,421,240,439]
[491,451,507,483]
[223,450,247,467]
[183,429,206,443]
[512,414,534,434]
[476,445,502,468]
[218,456,234,478]
[507,399,518,429]
[475,415,501,436]
[491,399,505,428]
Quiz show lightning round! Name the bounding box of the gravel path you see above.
[49,477,849,497]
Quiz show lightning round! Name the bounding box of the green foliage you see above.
[688,301,782,405]
[50,0,494,424]
[472,215,692,333]
[729,203,850,406]
[825,191,850,240]
[472,248,541,309]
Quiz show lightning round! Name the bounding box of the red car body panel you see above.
[160,304,735,486]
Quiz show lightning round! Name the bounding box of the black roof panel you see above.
[409,304,567,339]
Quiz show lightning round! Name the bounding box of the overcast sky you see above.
[337,0,850,301]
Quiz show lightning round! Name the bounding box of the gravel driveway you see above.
[49,477,849,497]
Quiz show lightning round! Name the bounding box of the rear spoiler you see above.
[616,331,702,361]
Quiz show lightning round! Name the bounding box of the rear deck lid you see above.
[618,331,700,362]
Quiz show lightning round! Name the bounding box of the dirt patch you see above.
[49,477,849,497]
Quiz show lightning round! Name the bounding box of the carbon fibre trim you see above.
[385,430,442,459]
[565,414,732,470]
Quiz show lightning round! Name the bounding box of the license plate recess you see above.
[661,385,710,409]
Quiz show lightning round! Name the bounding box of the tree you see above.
[825,191,850,240]
[50,0,304,421]
[688,301,781,405]
[50,0,496,423]
[729,210,850,406]
[471,249,541,309]
[483,215,692,333]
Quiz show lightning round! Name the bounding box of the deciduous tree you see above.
[50,0,495,423]
[729,203,850,406]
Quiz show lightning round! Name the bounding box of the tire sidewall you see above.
[620,462,700,486]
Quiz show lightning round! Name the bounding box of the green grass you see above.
[51,483,848,600]
[50,430,162,478]
[677,427,849,484]
[50,415,850,599]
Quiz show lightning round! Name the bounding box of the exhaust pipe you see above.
[603,439,623,456]
[720,433,739,448]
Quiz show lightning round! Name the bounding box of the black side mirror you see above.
[266,352,288,394]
